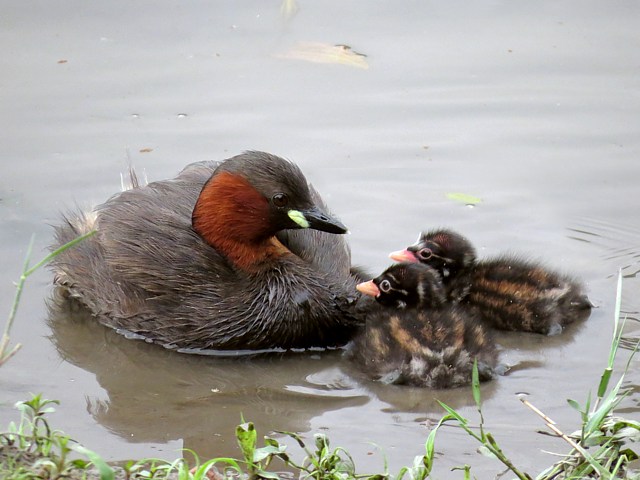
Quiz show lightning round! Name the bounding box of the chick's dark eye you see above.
[272,193,289,208]
[379,279,391,293]
[418,248,432,260]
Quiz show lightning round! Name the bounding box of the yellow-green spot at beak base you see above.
[288,210,310,228]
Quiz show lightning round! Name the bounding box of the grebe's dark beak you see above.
[288,207,348,234]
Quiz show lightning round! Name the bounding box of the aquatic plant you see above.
[437,270,639,480]
[437,361,532,480]
[0,231,95,367]
[533,271,640,479]
[0,393,114,480]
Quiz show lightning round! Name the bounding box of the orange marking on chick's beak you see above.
[389,249,419,263]
[356,280,380,297]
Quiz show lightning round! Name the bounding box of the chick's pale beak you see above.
[293,207,348,234]
[356,280,380,297]
[389,249,419,263]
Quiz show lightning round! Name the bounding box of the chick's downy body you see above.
[51,152,361,351]
[350,263,498,389]
[390,229,592,335]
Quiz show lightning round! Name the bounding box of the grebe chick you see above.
[51,151,362,352]
[390,228,592,335]
[351,263,498,388]
[356,261,447,310]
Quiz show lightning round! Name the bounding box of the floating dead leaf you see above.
[446,192,482,206]
[280,0,298,20]
[139,148,153,153]
[277,42,368,69]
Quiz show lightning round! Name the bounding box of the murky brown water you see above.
[2,1,639,477]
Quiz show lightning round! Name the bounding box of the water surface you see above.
[1,1,639,476]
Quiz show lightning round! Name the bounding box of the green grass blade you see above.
[2,231,96,366]
[586,376,628,434]
[597,368,613,401]
[609,269,623,366]
[73,444,115,480]
[421,408,458,477]
[2,235,35,347]
[24,230,96,277]
[595,270,623,402]
[437,401,468,426]
[471,360,481,410]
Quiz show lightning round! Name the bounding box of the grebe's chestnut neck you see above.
[192,152,347,270]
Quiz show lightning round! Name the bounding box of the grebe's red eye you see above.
[272,193,289,207]
[379,279,391,293]
[418,248,432,260]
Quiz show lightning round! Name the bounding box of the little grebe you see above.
[350,263,498,388]
[390,229,592,335]
[51,151,362,351]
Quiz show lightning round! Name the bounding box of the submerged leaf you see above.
[446,192,482,205]
[280,0,298,20]
[277,42,369,69]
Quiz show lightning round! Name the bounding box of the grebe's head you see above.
[192,151,347,268]
[389,228,476,280]
[356,262,446,310]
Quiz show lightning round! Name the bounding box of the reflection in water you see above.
[47,287,524,460]
[340,362,498,414]
[47,291,369,459]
